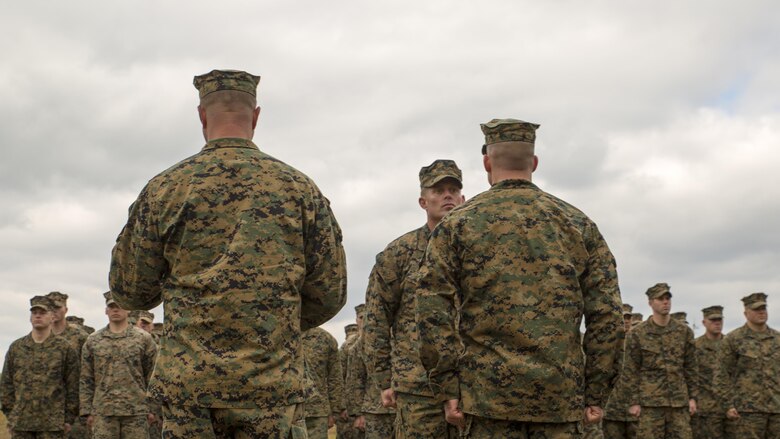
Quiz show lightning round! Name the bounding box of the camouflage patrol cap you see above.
[137,310,155,323]
[480,118,540,154]
[354,303,366,316]
[622,303,633,316]
[46,291,68,307]
[419,159,463,189]
[344,323,358,335]
[103,291,116,306]
[66,315,85,325]
[631,312,644,322]
[742,292,767,310]
[671,312,688,323]
[30,295,54,312]
[645,282,672,299]
[193,69,261,99]
[702,305,723,319]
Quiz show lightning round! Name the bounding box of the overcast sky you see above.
[2,1,779,362]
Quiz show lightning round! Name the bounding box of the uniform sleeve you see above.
[580,222,624,407]
[300,192,347,330]
[362,252,401,390]
[109,189,166,311]
[683,327,698,401]
[1,347,15,418]
[142,337,159,413]
[623,330,642,407]
[79,340,95,416]
[326,336,345,415]
[64,345,80,425]
[715,336,737,411]
[344,342,364,415]
[415,223,461,403]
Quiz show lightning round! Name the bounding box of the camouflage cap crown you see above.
[66,315,85,325]
[344,323,358,334]
[742,292,767,310]
[46,291,68,307]
[702,305,723,319]
[137,310,155,323]
[30,295,54,312]
[103,290,116,305]
[193,69,261,99]
[480,118,540,153]
[630,312,644,322]
[419,159,463,189]
[622,303,633,315]
[645,282,672,299]
[354,303,366,313]
[671,312,688,323]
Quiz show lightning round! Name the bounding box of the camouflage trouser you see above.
[394,392,458,439]
[602,419,637,439]
[691,412,725,439]
[305,416,329,439]
[364,413,394,439]
[92,415,148,439]
[636,407,691,439]
[724,412,780,439]
[582,422,603,439]
[67,417,90,439]
[148,420,162,439]
[161,403,308,438]
[462,415,583,439]
[338,416,364,439]
[11,431,65,439]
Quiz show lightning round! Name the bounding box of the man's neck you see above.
[651,313,671,327]
[746,321,768,332]
[705,331,723,340]
[31,327,52,343]
[52,319,67,335]
[491,170,532,186]
[108,320,129,334]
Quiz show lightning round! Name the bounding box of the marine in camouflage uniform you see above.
[109,69,346,438]
[66,316,95,335]
[416,119,624,438]
[302,327,345,438]
[603,304,637,439]
[1,296,80,439]
[80,292,157,439]
[343,306,368,439]
[671,312,689,327]
[46,292,90,439]
[716,293,780,439]
[629,313,643,330]
[691,305,726,439]
[623,283,698,439]
[362,159,465,439]
[338,324,360,439]
[345,334,394,438]
[133,310,162,439]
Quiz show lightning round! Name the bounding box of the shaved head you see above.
[200,90,257,114]
[487,141,536,172]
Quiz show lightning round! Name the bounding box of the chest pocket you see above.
[737,350,760,371]
[641,343,663,370]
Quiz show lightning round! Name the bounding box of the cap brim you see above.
[139,317,153,323]
[30,305,49,311]
[424,175,463,189]
[747,302,767,310]
[706,314,724,319]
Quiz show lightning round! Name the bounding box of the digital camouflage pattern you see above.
[462,415,583,439]
[634,407,691,439]
[602,419,636,439]
[418,159,462,189]
[344,336,394,417]
[91,415,147,439]
[337,331,360,439]
[480,118,539,145]
[603,356,637,425]
[693,335,723,414]
[302,327,344,417]
[363,225,431,395]
[395,392,459,439]
[55,324,89,359]
[362,413,394,438]
[691,413,725,439]
[1,334,79,431]
[193,69,260,98]
[161,403,308,438]
[623,318,698,408]
[79,326,157,416]
[415,178,624,422]
[109,137,347,408]
[716,324,780,414]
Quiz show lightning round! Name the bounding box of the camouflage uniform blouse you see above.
[1,334,79,431]
[344,336,395,416]
[693,335,723,414]
[80,326,157,416]
[109,138,347,408]
[302,327,344,417]
[363,225,432,396]
[623,318,698,408]
[416,179,624,422]
[716,325,780,413]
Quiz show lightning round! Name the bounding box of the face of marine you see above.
[136,319,153,334]
[649,293,672,317]
[51,305,67,324]
[702,317,723,337]
[745,305,768,326]
[623,315,633,332]
[105,303,129,324]
[419,179,465,224]
[30,308,54,330]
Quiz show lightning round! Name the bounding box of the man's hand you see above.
[328,415,335,429]
[628,405,641,418]
[688,399,697,416]
[64,423,72,433]
[353,415,366,431]
[147,413,157,425]
[584,406,603,424]
[381,388,397,408]
[726,407,740,420]
[443,399,465,430]
[86,415,95,430]
[339,410,349,421]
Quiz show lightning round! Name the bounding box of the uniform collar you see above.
[490,179,538,191]
[202,137,259,152]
